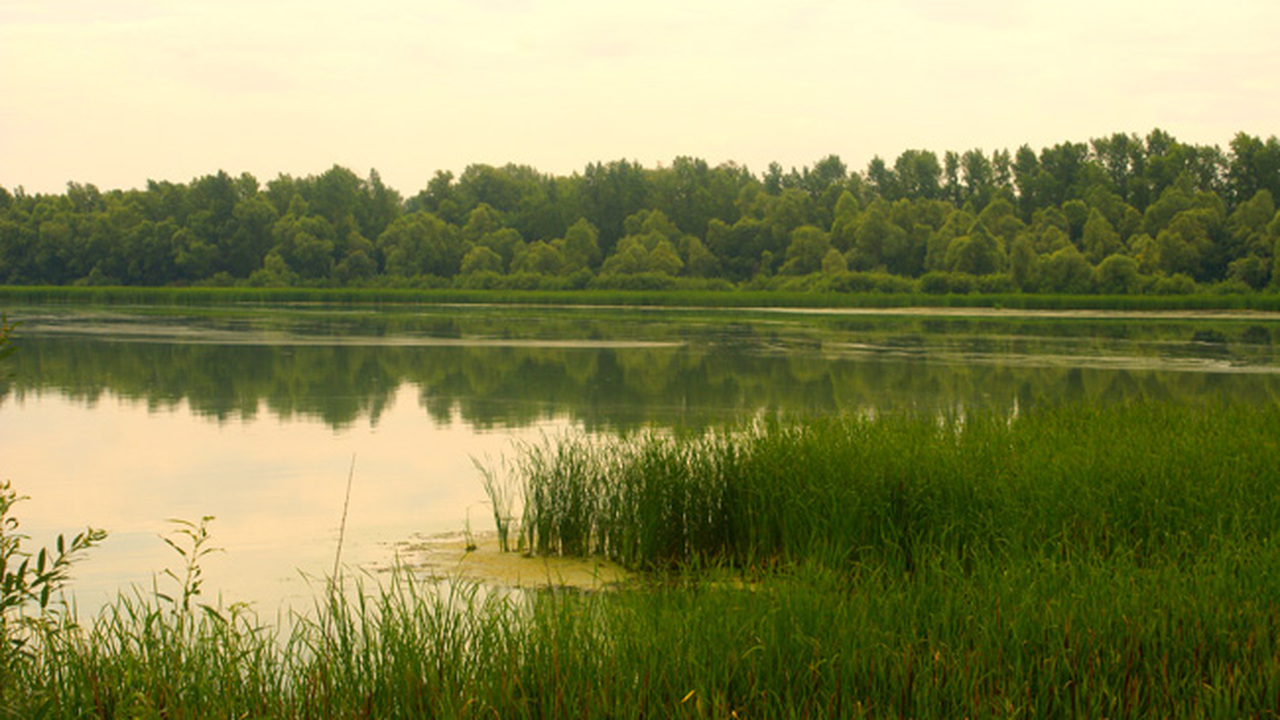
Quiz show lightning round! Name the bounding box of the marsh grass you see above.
[6,284,1280,312]
[473,455,518,553]
[509,403,1280,575]
[5,403,1280,717]
[8,543,1280,717]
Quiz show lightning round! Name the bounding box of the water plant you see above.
[0,481,105,708]
[155,516,220,616]
[474,455,518,552]
[502,403,1280,574]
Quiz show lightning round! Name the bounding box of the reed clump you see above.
[511,403,1280,574]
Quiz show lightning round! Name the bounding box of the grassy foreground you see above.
[5,403,1280,717]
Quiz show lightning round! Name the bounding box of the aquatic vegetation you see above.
[6,283,1280,312]
[507,403,1280,573]
[4,403,1280,717]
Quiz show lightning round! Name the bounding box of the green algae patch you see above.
[394,531,631,591]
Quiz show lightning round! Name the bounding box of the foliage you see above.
[155,516,220,615]
[0,482,105,687]
[2,130,1279,295]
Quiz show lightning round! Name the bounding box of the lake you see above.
[3,303,1279,615]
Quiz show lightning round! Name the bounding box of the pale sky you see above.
[3,0,1278,196]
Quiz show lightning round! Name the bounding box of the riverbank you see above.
[5,284,1280,313]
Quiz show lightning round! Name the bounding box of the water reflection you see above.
[1,385,569,617]
[5,306,1280,430]
[2,305,1279,614]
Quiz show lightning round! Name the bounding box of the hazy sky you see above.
[3,0,1278,196]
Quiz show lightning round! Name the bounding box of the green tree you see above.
[945,224,1003,276]
[924,210,973,272]
[172,227,220,281]
[600,229,684,277]
[1227,254,1270,289]
[406,170,462,224]
[1038,244,1093,293]
[851,203,908,272]
[357,169,403,242]
[477,228,525,272]
[649,156,745,239]
[943,151,962,204]
[270,206,336,280]
[1094,253,1141,294]
[460,245,504,275]
[248,250,298,286]
[1009,234,1037,291]
[828,190,860,253]
[226,195,279,278]
[866,157,899,201]
[511,241,566,276]
[560,218,602,272]
[705,217,775,281]
[1142,176,1198,236]
[377,212,461,278]
[960,149,994,208]
[1037,141,1091,206]
[1129,233,1160,274]
[333,249,378,284]
[1081,208,1123,264]
[975,198,1024,248]
[1061,199,1090,243]
[454,164,525,218]
[578,160,651,254]
[1154,207,1221,280]
[893,150,942,200]
[1084,186,1143,240]
[679,235,720,278]
[1226,189,1276,258]
[1274,237,1280,288]
[1227,132,1280,206]
[463,203,504,243]
[1012,145,1041,217]
[780,225,831,275]
[821,247,848,275]
[1090,132,1146,206]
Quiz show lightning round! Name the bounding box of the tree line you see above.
[2,129,1279,294]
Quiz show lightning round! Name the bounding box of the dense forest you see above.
[2,129,1279,294]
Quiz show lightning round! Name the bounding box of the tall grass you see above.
[509,403,1280,573]
[5,403,1280,717]
[5,284,1280,311]
[8,545,1280,717]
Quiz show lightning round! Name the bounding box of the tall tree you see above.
[894,150,943,200]
[780,225,831,275]
[577,160,651,255]
[377,212,461,278]
[1081,208,1123,264]
[1228,133,1280,207]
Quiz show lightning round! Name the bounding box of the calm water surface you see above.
[3,303,1279,614]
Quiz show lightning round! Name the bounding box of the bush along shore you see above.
[5,403,1280,717]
